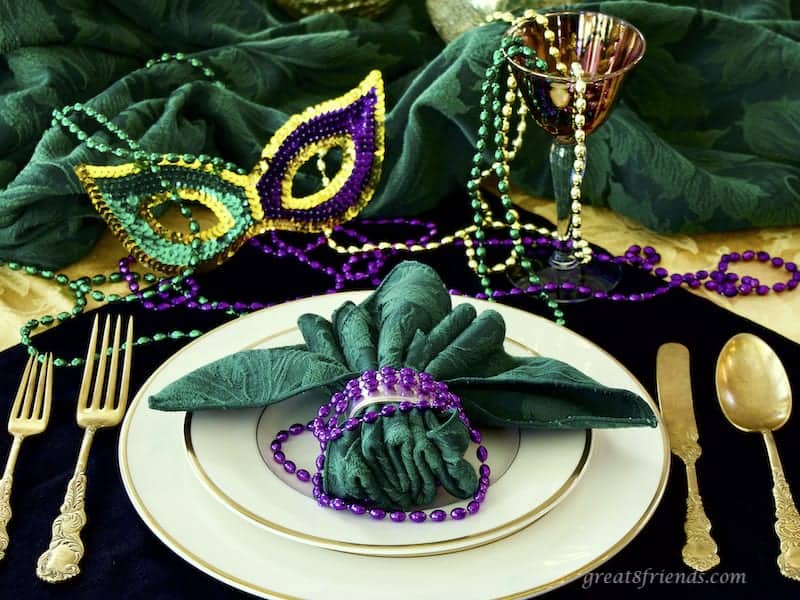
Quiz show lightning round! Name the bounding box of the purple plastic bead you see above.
[272,450,286,465]
[270,440,282,452]
[450,507,467,520]
[276,431,289,443]
[289,423,305,435]
[331,498,347,511]
[430,509,447,522]
[349,503,367,515]
[479,464,491,478]
[467,501,481,514]
[296,469,311,482]
[476,446,488,462]
[369,508,386,520]
[380,405,396,417]
[283,461,296,474]
[409,511,427,523]
[390,511,406,523]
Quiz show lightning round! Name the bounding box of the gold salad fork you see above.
[36,315,133,583]
[0,353,53,560]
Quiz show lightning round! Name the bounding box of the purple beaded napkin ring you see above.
[270,367,491,523]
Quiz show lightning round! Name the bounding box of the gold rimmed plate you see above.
[184,341,592,556]
[119,292,669,599]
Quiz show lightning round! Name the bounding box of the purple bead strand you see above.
[270,367,490,523]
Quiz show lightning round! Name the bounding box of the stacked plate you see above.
[119,293,669,599]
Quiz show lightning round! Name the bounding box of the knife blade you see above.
[656,342,720,571]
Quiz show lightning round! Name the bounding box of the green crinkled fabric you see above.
[148,260,656,510]
[1,1,800,268]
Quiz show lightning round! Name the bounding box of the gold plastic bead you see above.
[575,98,587,111]
[549,47,561,58]
[544,30,555,42]
[574,114,586,128]
[575,130,586,143]
[573,159,585,172]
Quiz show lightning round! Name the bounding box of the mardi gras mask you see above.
[75,71,385,274]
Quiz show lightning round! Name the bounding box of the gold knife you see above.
[657,342,720,571]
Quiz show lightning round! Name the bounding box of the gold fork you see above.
[36,315,133,583]
[0,353,53,560]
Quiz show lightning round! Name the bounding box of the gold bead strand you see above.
[567,62,591,264]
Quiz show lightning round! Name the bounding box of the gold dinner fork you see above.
[36,315,133,583]
[0,353,53,560]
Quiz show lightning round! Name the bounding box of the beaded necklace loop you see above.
[270,367,490,522]
[5,40,798,367]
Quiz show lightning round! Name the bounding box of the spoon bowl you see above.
[716,333,792,433]
[715,332,800,581]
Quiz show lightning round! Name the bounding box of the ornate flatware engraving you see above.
[36,472,87,582]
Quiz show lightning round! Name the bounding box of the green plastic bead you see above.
[142,290,155,299]
[25,265,37,274]
[143,273,157,283]
[40,315,55,325]
[169,330,184,339]
[8,262,20,270]
[188,329,202,338]
[71,306,83,315]
[106,294,121,302]
[70,358,83,367]
[40,270,54,279]
[137,336,152,345]
[57,311,71,321]
[153,333,167,341]
[91,290,105,301]
[54,358,66,367]
[109,273,123,283]
[91,274,106,285]
[183,153,196,163]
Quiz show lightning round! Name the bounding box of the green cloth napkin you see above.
[2,1,800,268]
[149,260,656,509]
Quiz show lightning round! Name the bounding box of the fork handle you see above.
[0,436,23,561]
[0,473,12,560]
[36,428,94,583]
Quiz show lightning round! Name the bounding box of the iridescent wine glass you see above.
[504,11,645,301]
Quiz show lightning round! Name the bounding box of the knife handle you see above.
[682,460,720,571]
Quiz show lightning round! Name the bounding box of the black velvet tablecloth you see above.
[0,202,797,600]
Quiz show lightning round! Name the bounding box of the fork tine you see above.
[30,353,48,421]
[9,354,35,425]
[102,316,122,410]
[77,316,100,411]
[41,353,54,424]
[115,316,134,417]
[90,315,112,410]
[19,355,40,421]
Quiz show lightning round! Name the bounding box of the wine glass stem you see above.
[549,140,582,270]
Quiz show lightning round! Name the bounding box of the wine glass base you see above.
[508,260,622,304]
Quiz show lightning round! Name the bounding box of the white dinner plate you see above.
[184,322,593,557]
[120,292,669,599]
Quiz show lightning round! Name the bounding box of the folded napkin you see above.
[150,261,656,509]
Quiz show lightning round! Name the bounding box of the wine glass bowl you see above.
[502,11,646,301]
[507,12,645,142]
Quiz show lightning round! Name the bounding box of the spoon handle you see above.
[682,460,720,571]
[763,430,800,581]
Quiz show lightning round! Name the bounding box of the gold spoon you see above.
[715,333,800,580]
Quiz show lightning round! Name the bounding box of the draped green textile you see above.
[2,1,799,268]
[148,260,656,509]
